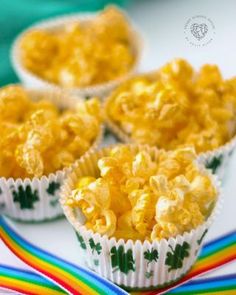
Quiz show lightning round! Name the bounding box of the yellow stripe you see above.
[194,245,236,269]
[204,291,236,295]
[0,277,64,295]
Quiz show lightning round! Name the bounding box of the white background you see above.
[1,0,236,292]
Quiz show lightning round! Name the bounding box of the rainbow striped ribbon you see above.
[1,265,236,295]
[0,264,66,295]
[0,216,236,295]
[168,274,236,294]
[0,216,128,295]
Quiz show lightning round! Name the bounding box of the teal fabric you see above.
[0,0,127,86]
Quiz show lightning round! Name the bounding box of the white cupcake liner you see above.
[0,87,103,222]
[104,94,236,179]
[11,11,143,99]
[60,144,221,290]
[197,135,236,179]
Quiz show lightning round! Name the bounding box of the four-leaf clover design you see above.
[144,248,159,265]
[89,238,102,255]
[110,245,135,274]
[165,242,190,272]
[46,181,61,196]
[12,185,39,209]
[206,155,223,174]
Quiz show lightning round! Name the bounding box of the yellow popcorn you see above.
[20,7,136,87]
[20,30,58,75]
[115,211,145,240]
[131,192,156,235]
[0,86,102,178]
[67,145,217,241]
[132,151,157,179]
[106,59,236,153]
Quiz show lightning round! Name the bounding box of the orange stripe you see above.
[0,277,63,295]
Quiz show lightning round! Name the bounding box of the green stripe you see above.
[198,241,235,260]
[1,273,63,291]
[170,285,236,294]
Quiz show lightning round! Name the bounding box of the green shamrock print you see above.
[50,199,59,207]
[110,246,135,274]
[144,248,159,265]
[12,185,39,209]
[75,232,87,250]
[89,238,102,255]
[0,202,5,211]
[165,242,190,272]
[93,259,99,266]
[46,181,61,196]
[145,271,154,279]
[205,155,223,174]
[197,229,208,245]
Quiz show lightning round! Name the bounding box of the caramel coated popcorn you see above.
[106,59,236,153]
[67,145,217,241]
[20,7,136,87]
[0,85,102,178]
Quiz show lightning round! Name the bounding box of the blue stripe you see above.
[169,279,236,292]
[203,230,236,249]
[1,217,127,295]
[0,264,41,278]
[184,274,236,285]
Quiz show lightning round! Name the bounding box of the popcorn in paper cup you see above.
[105,59,236,178]
[0,85,103,222]
[11,6,143,99]
[60,144,221,290]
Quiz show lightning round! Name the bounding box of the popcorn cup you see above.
[60,144,221,290]
[104,93,236,179]
[11,11,143,99]
[0,87,103,222]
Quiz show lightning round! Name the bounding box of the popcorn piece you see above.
[87,209,117,237]
[0,85,101,178]
[107,59,236,153]
[67,145,217,240]
[131,192,155,235]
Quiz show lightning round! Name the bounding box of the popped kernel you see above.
[106,59,236,153]
[20,6,136,87]
[0,85,102,178]
[67,145,217,240]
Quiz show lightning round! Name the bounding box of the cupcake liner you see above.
[197,135,236,179]
[104,94,236,179]
[11,11,143,99]
[60,144,221,290]
[1,87,103,222]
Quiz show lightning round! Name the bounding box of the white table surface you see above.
[1,0,236,292]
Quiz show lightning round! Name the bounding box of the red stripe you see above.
[1,233,81,295]
[188,254,236,278]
